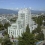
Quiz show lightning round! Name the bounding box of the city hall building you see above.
[8,8,37,38]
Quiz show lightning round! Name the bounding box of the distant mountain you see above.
[0,9,45,14]
[31,10,45,14]
[0,9,18,14]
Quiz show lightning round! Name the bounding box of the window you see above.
[12,25,17,29]
[15,30,16,35]
[34,24,36,25]
[32,27,33,29]
[15,30,16,37]
[20,13,25,19]
[19,30,20,35]
[21,30,22,33]
[9,30,10,34]
[11,32,12,35]
[17,30,18,35]
[13,31,14,35]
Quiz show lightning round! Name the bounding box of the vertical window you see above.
[17,30,18,35]
[13,31,14,35]
[19,30,20,35]
[21,30,22,34]
[11,32,12,35]
[15,30,16,37]
[32,27,33,29]
[15,30,16,35]
[9,30,10,34]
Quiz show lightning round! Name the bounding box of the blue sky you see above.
[0,0,45,10]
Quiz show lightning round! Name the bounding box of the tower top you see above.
[24,3,25,8]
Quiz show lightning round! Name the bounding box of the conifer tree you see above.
[26,24,30,33]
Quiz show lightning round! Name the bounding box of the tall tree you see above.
[18,32,36,45]
[1,37,12,45]
[36,25,41,33]
[0,23,4,30]
[36,32,44,40]
[32,25,44,41]
[32,25,41,34]
[32,16,43,26]
[26,25,30,33]
[4,23,10,29]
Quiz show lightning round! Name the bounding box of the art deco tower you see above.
[18,8,32,32]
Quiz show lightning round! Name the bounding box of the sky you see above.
[0,0,45,10]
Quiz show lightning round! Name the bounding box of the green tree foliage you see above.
[36,32,44,40]
[10,17,17,22]
[26,25,30,33]
[32,25,41,34]
[18,32,36,45]
[4,23,11,29]
[2,31,8,36]
[43,22,45,26]
[36,25,41,33]
[32,17,37,22]
[18,25,36,45]
[32,29,37,34]
[10,19,16,22]
[1,37,12,45]
[37,16,43,26]
[32,16,44,26]
[0,38,2,43]
[0,23,4,30]
[32,25,44,41]
[32,16,45,41]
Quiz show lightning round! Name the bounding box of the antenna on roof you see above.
[24,3,25,8]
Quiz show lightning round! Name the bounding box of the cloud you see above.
[29,7,35,10]
[29,7,32,9]
[15,8,19,10]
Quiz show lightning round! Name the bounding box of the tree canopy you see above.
[32,25,41,34]
[18,25,36,45]
[36,33,44,40]
[0,23,4,30]
[1,37,12,45]
[32,25,44,41]
[18,32,36,45]
[4,22,11,29]
[26,24,30,33]
[32,16,45,26]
